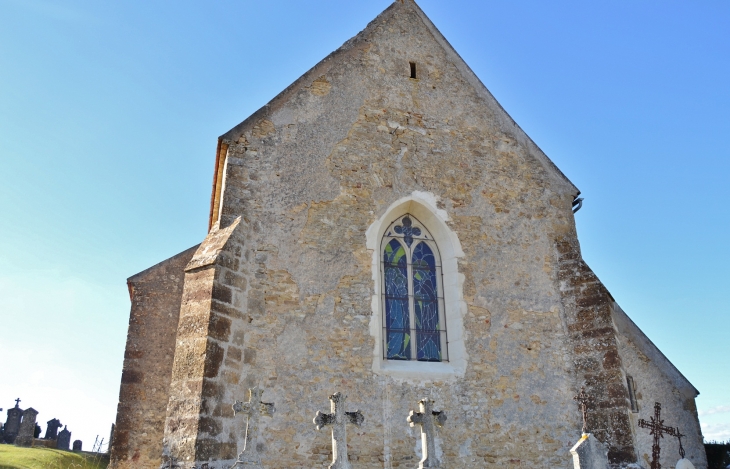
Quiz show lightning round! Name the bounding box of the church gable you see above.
[211,0,578,228]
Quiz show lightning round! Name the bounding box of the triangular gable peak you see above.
[209,0,579,227]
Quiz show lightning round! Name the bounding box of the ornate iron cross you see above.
[573,387,593,434]
[638,402,677,469]
[407,398,447,469]
[313,392,364,469]
[232,387,275,468]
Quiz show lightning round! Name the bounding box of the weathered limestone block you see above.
[570,433,610,469]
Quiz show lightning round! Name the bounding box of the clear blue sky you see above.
[1,0,728,448]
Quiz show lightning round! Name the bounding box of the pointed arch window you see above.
[381,214,448,362]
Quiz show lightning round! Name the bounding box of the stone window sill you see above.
[374,359,459,382]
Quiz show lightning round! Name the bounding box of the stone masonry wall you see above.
[617,331,708,468]
[556,238,638,466]
[110,245,198,469]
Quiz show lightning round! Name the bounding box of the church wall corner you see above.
[110,247,197,469]
[160,220,251,467]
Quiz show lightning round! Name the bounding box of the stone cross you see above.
[573,387,593,434]
[313,392,364,469]
[14,398,20,407]
[232,387,276,468]
[407,398,447,469]
[638,402,677,469]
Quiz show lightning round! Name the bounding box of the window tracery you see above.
[381,214,447,362]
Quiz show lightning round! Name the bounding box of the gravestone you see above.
[407,398,447,469]
[34,423,41,438]
[570,433,609,469]
[15,407,39,447]
[57,425,71,450]
[313,392,364,469]
[45,418,63,440]
[73,440,83,451]
[232,387,276,468]
[3,399,23,443]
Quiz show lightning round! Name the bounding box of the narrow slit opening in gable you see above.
[410,62,417,79]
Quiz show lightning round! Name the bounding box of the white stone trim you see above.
[367,191,468,382]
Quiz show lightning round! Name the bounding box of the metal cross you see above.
[14,398,20,408]
[638,402,677,469]
[675,427,686,459]
[407,398,447,469]
[573,387,593,434]
[313,392,364,469]
[232,387,275,468]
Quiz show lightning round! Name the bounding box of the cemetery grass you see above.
[0,445,108,469]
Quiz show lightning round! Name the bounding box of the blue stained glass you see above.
[394,216,422,247]
[412,242,441,361]
[384,239,410,360]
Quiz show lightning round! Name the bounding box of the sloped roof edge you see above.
[219,2,399,143]
[406,0,578,194]
[217,0,579,194]
[127,244,200,283]
[612,302,699,398]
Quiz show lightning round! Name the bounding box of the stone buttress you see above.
[160,217,250,467]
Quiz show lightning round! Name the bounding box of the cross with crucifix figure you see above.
[638,401,678,469]
[573,386,593,434]
[407,398,447,469]
[313,392,364,469]
[232,387,275,468]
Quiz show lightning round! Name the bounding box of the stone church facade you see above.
[109,1,706,468]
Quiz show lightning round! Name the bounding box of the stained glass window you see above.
[381,214,447,362]
[384,239,410,360]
